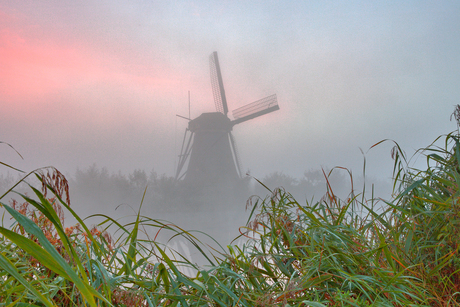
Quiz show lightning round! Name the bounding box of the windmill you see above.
[175,52,279,187]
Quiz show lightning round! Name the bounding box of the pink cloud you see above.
[0,10,184,109]
[1,31,176,99]
[0,7,226,142]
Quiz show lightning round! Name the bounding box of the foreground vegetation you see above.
[2,118,460,306]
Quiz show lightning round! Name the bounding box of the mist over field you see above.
[0,163,392,252]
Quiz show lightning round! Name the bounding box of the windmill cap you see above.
[188,112,232,132]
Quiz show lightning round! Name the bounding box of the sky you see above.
[1,0,460,183]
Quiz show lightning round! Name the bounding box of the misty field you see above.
[2,121,460,306]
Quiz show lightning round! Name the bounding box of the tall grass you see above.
[2,116,460,306]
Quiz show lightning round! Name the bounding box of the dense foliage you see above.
[2,118,460,306]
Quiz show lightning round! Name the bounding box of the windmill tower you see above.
[175,52,279,187]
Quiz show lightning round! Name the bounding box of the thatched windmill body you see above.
[175,52,279,187]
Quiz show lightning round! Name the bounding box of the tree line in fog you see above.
[0,164,392,217]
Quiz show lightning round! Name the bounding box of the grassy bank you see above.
[1,125,460,306]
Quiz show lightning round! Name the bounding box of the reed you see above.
[1,113,460,306]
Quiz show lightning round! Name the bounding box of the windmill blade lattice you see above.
[209,52,229,115]
[232,94,279,126]
[229,132,243,178]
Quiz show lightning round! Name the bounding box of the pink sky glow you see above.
[0,9,194,119]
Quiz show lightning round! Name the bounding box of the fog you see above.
[0,163,392,252]
[1,1,460,254]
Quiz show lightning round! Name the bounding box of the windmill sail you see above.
[231,94,279,126]
[209,52,229,115]
[229,132,243,178]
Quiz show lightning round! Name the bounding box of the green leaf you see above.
[0,253,56,307]
[1,203,108,307]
